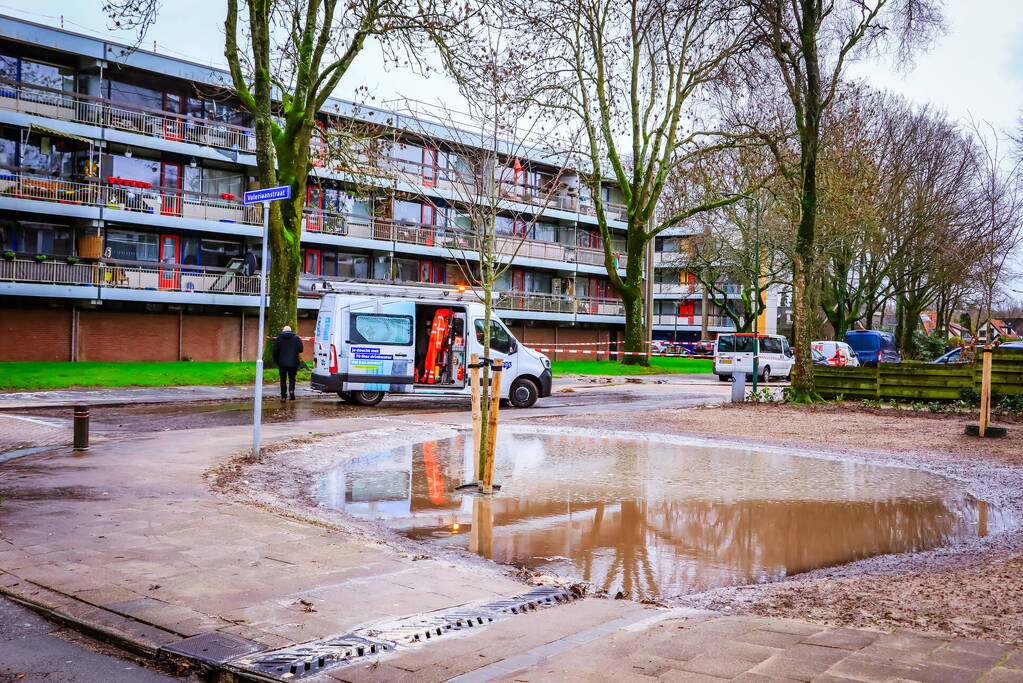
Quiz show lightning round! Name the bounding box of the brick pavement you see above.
[0,413,68,456]
[354,606,1023,683]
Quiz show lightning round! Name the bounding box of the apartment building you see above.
[0,15,744,362]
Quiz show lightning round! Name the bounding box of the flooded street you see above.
[317,431,1007,599]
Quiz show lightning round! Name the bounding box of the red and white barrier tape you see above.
[533,347,711,358]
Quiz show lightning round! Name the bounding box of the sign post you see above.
[244,185,292,455]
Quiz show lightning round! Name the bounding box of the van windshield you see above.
[846,334,880,352]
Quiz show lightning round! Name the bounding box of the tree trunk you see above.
[700,280,710,340]
[620,288,647,365]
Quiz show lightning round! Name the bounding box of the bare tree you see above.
[220,0,467,358]
[736,0,944,398]
[395,33,568,479]
[497,0,755,364]
[962,121,1023,342]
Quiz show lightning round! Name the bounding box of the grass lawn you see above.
[0,362,310,391]
[551,357,713,376]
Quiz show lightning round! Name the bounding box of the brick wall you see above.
[0,309,71,361]
[509,325,612,361]
[78,311,180,362]
[182,314,241,362]
[3,307,617,363]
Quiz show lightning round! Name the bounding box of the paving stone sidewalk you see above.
[0,412,69,456]
[345,604,1023,683]
[0,416,529,654]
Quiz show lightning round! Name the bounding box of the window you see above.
[760,337,782,354]
[350,314,413,345]
[0,54,16,82]
[108,80,162,110]
[474,319,515,355]
[0,132,17,168]
[533,222,558,243]
[9,222,72,255]
[717,335,756,353]
[393,258,419,282]
[21,60,75,100]
[104,155,161,186]
[107,230,159,261]
[200,238,242,268]
[337,253,369,278]
[20,134,74,175]
[202,168,244,197]
[393,200,423,224]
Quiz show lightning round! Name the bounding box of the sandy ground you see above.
[534,403,1023,644]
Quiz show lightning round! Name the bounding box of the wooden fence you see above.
[814,349,1023,401]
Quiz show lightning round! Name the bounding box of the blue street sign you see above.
[243,185,292,204]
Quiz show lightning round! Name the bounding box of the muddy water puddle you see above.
[318,432,1007,599]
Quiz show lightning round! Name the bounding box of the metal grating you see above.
[232,586,580,680]
[160,631,264,665]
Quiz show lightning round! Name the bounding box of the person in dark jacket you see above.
[271,326,304,400]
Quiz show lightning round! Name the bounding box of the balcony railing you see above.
[0,170,264,225]
[0,79,256,153]
[307,213,627,268]
[654,282,742,295]
[0,258,260,295]
[653,314,734,328]
[2,258,634,317]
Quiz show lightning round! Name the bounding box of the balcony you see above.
[654,282,742,296]
[0,258,260,295]
[309,214,626,269]
[0,170,264,225]
[0,79,257,153]
[653,314,734,328]
[2,258,632,318]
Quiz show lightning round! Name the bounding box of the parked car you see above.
[999,341,1023,349]
[692,340,715,356]
[713,333,794,382]
[932,347,971,364]
[811,340,860,367]
[844,330,901,366]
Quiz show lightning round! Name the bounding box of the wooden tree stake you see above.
[979,347,993,437]
[483,364,503,494]
[470,353,482,483]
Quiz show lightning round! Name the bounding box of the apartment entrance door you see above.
[158,234,180,289]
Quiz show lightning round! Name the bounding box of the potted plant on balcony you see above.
[2,250,14,261]
[33,254,48,263]
[66,256,80,265]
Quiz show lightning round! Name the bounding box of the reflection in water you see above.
[318,433,1008,599]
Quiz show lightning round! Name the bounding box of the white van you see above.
[713,333,794,382]
[308,282,552,407]
[811,340,860,367]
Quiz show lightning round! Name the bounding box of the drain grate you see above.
[160,632,264,665]
[232,586,579,680]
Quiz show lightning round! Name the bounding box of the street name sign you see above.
[244,185,292,204]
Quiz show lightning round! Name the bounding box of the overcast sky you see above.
[7,0,1022,132]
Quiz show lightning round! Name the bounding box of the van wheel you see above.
[349,390,384,406]
[508,378,539,408]
[337,391,353,403]
[760,365,771,383]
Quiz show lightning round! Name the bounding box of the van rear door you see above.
[313,294,338,379]
[340,299,416,394]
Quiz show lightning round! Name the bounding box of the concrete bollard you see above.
[73,404,89,451]
[730,371,746,403]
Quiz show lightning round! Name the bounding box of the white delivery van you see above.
[811,340,860,367]
[713,333,794,382]
[308,281,552,407]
